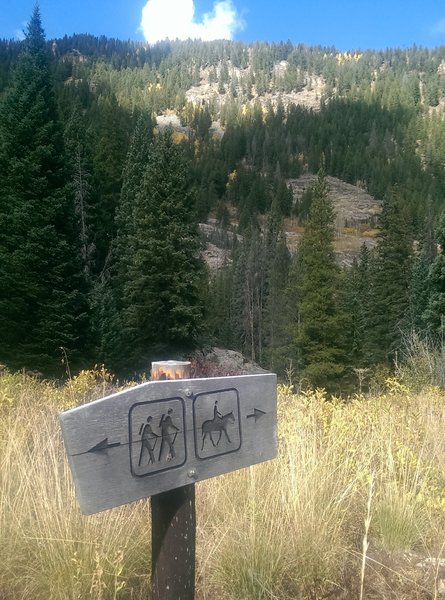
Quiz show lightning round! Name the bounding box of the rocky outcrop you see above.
[288,174,382,229]
[189,347,267,377]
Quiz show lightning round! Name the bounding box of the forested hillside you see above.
[2,7,445,388]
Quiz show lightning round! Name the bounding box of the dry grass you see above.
[0,371,444,599]
[0,371,151,600]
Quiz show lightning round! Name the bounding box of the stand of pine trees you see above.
[3,9,445,387]
[0,9,206,376]
[0,7,89,374]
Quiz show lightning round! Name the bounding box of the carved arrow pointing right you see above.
[246,408,266,422]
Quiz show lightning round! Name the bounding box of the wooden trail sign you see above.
[60,373,277,515]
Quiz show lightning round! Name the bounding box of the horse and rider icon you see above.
[201,401,236,451]
[138,408,180,467]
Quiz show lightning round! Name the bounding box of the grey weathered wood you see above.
[150,360,195,600]
[59,373,277,515]
[151,484,196,599]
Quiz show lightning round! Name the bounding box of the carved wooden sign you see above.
[60,373,277,514]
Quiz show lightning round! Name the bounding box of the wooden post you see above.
[150,360,195,600]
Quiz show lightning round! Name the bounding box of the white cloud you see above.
[13,21,27,41]
[140,0,244,44]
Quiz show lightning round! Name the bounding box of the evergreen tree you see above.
[0,6,88,374]
[274,174,293,217]
[96,114,154,365]
[344,243,373,368]
[367,187,413,364]
[90,93,130,272]
[208,261,236,349]
[263,231,292,373]
[423,211,445,338]
[230,199,287,366]
[293,164,347,390]
[406,245,433,334]
[114,129,207,370]
[114,114,154,281]
[64,103,96,278]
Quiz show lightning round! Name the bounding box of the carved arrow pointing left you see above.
[87,437,121,453]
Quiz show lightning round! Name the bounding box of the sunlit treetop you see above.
[24,4,46,57]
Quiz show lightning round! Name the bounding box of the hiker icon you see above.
[129,398,186,477]
[138,416,159,466]
[159,408,179,462]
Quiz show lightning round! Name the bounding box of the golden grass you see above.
[0,371,151,599]
[0,372,444,599]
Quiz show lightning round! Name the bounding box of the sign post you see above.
[150,361,195,600]
[59,369,277,598]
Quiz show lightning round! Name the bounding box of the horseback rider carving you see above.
[201,401,235,450]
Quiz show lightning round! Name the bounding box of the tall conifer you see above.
[96,115,154,366]
[90,93,130,271]
[368,187,413,363]
[263,231,291,373]
[423,211,445,338]
[294,163,347,390]
[114,129,207,369]
[0,6,88,374]
[344,243,373,367]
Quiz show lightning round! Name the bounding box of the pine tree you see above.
[406,245,433,334]
[96,114,154,365]
[344,243,373,367]
[263,231,291,373]
[0,6,89,374]
[208,261,236,349]
[293,164,347,390]
[423,211,445,338]
[367,187,413,364]
[64,103,96,278]
[114,129,207,370]
[114,114,154,287]
[90,93,130,272]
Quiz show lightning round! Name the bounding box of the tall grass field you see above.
[0,369,444,599]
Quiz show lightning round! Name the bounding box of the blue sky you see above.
[1,0,445,51]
